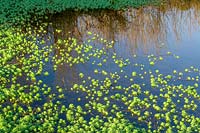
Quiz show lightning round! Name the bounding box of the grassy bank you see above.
[0,0,160,25]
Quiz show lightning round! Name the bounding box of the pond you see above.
[1,0,200,132]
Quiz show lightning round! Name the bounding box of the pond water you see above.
[25,1,200,129]
[41,4,200,91]
[28,0,200,130]
[47,1,200,78]
[11,0,200,132]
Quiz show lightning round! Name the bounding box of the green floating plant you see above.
[0,20,200,133]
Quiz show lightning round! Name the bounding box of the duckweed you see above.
[0,24,200,133]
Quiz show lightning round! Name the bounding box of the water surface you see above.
[36,0,200,130]
[43,0,200,86]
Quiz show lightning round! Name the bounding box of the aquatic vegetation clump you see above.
[0,23,200,132]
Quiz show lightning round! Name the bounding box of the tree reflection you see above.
[49,0,200,55]
[50,0,200,86]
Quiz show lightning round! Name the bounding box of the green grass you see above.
[0,0,160,24]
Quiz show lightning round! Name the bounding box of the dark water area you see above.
[32,0,200,131]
